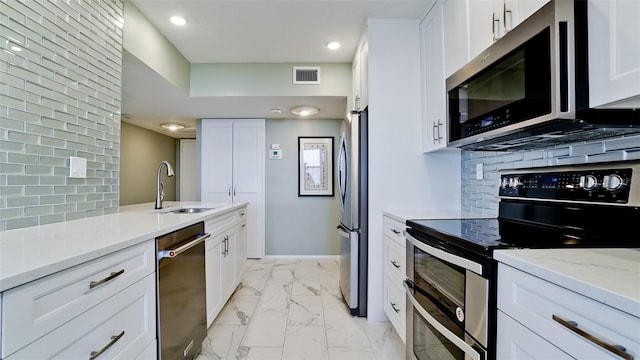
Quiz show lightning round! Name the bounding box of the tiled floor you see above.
[195,257,405,360]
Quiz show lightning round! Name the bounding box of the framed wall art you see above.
[298,137,334,196]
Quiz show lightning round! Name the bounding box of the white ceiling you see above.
[121,0,433,138]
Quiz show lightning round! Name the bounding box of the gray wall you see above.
[461,134,640,215]
[265,118,342,255]
[119,122,177,206]
[0,0,123,231]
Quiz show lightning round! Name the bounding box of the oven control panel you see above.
[499,167,633,203]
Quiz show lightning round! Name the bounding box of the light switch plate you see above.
[476,163,484,180]
[69,156,87,178]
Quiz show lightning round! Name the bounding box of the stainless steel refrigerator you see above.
[337,109,367,317]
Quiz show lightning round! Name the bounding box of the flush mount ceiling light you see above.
[290,106,320,117]
[161,123,185,131]
[270,108,283,115]
[170,16,187,26]
[327,41,341,50]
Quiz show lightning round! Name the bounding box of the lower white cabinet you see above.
[204,206,248,327]
[497,263,639,359]
[382,214,407,343]
[0,241,157,359]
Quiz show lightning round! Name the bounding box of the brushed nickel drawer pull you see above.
[89,330,125,359]
[89,269,125,289]
[390,260,401,269]
[391,228,402,235]
[552,314,633,360]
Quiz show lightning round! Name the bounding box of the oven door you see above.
[405,232,488,360]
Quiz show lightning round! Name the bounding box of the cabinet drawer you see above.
[384,235,406,282]
[7,274,156,359]
[497,310,571,359]
[383,216,406,246]
[205,211,237,235]
[1,241,155,357]
[498,264,639,360]
[383,274,406,343]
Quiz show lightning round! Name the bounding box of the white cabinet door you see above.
[497,310,572,360]
[588,0,640,108]
[468,0,503,60]
[234,221,247,281]
[205,235,222,327]
[442,0,469,78]
[421,3,448,153]
[221,231,236,299]
[201,120,233,203]
[200,119,265,259]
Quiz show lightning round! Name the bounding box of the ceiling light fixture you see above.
[161,123,185,131]
[170,16,187,26]
[327,42,341,50]
[270,108,283,115]
[290,106,320,117]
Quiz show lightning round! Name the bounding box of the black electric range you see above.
[407,160,640,261]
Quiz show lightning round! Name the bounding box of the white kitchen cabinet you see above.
[0,241,156,359]
[442,0,469,79]
[421,2,449,153]
[497,310,571,359]
[587,0,640,108]
[200,118,265,258]
[204,206,248,327]
[467,0,548,61]
[497,263,639,360]
[352,37,369,111]
[382,214,407,343]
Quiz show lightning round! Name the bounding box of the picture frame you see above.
[298,137,334,196]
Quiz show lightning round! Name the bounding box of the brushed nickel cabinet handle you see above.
[391,228,401,235]
[89,331,125,359]
[552,314,633,360]
[390,260,401,269]
[89,269,125,289]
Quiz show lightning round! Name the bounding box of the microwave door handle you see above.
[404,281,482,360]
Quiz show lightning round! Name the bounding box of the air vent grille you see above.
[293,66,320,84]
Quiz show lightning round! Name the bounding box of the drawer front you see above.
[136,340,157,360]
[498,264,639,360]
[7,274,156,359]
[384,236,406,283]
[205,212,237,235]
[383,216,405,246]
[497,310,571,359]
[1,241,155,357]
[383,274,406,343]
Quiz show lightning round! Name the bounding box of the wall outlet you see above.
[69,156,87,178]
[476,163,484,180]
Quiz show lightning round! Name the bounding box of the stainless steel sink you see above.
[168,207,216,214]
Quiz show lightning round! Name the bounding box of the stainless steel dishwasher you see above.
[157,221,210,360]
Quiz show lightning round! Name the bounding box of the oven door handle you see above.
[405,232,484,276]
[404,280,483,360]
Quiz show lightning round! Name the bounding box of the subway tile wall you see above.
[0,0,124,231]
[461,134,640,216]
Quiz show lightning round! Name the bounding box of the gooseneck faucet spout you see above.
[155,161,175,209]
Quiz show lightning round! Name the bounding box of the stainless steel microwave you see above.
[446,0,640,151]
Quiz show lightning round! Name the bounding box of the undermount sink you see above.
[167,207,216,214]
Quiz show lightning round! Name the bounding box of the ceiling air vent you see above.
[293,66,321,84]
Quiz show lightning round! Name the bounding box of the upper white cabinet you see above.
[442,0,470,78]
[420,2,448,152]
[200,119,265,258]
[467,0,548,61]
[588,0,640,108]
[352,37,369,110]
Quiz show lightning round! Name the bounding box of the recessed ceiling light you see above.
[291,106,320,117]
[270,108,283,114]
[170,16,187,26]
[327,42,341,50]
[161,123,185,131]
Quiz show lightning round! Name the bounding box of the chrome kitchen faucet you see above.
[155,160,175,209]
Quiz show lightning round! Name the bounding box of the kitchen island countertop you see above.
[494,248,640,317]
[0,201,246,292]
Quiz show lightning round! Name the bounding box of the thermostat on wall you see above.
[270,149,282,159]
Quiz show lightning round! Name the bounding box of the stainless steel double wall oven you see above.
[404,160,640,360]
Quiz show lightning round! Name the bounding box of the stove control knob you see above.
[509,177,522,189]
[501,177,510,189]
[579,175,598,190]
[603,174,625,191]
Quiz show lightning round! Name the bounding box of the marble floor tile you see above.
[199,257,405,360]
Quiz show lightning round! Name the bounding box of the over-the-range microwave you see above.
[446,0,640,151]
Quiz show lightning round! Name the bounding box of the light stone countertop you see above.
[383,209,491,223]
[494,248,640,317]
[0,201,247,292]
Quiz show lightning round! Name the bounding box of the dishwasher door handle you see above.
[158,233,211,259]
